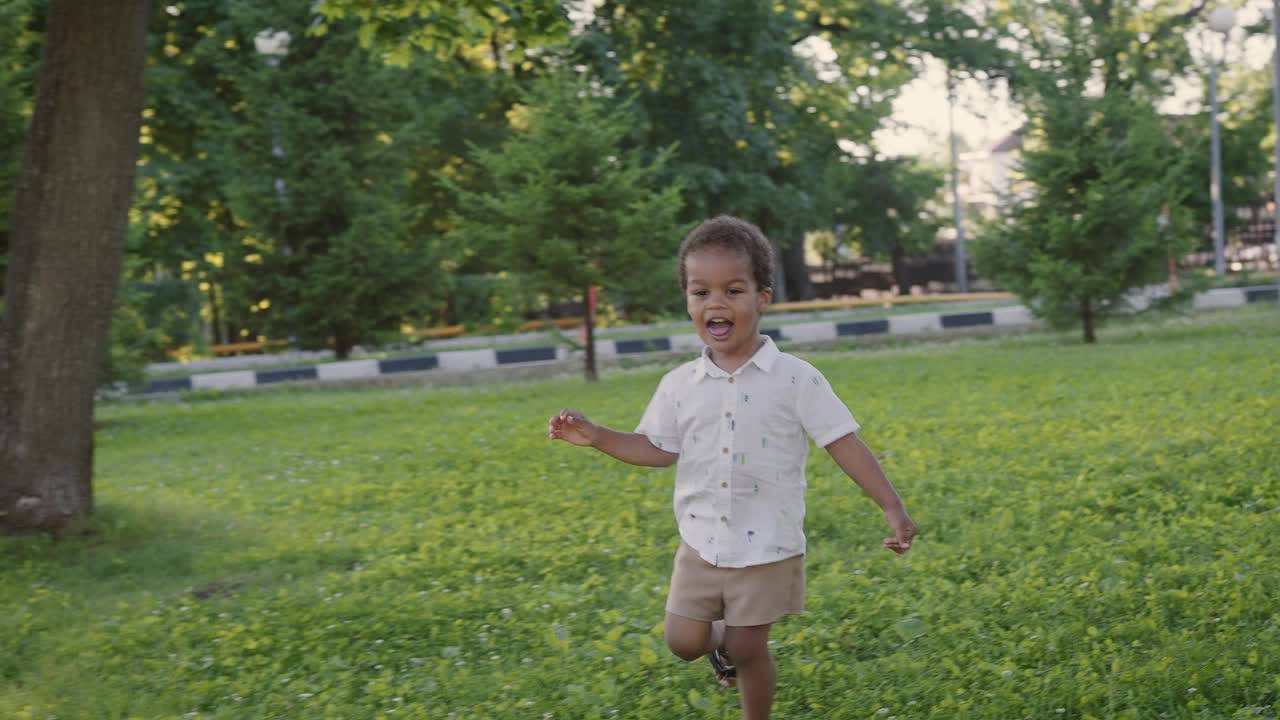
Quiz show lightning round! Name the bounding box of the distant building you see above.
[953,127,1277,272]
[956,129,1023,218]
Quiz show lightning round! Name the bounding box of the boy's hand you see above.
[548,408,598,447]
[882,506,917,555]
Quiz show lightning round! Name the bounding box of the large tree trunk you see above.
[781,234,814,301]
[0,0,151,534]
[1081,299,1096,344]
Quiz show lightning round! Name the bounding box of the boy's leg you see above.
[723,623,774,720]
[664,611,725,661]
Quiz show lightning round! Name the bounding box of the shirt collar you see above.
[694,335,780,382]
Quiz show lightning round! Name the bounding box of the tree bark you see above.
[781,234,815,301]
[0,0,151,534]
[333,324,356,360]
[891,241,910,296]
[767,237,788,303]
[583,284,597,382]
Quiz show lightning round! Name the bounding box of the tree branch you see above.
[1141,0,1209,49]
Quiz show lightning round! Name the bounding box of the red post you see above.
[580,285,598,343]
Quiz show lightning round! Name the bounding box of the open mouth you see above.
[706,318,734,341]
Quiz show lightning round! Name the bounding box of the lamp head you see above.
[254,29,292,57]
[1206,6,1237,34]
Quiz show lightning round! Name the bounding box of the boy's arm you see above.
[548,409,678,468]
[824,433,917,554]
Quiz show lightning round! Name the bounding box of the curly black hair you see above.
[677,215,774,292]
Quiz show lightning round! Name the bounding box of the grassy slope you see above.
[3,307,1278,719]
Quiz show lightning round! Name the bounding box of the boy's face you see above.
[684,246,772,363]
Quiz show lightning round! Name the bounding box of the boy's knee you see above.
[665,633,705,662]
[724,628,770,666]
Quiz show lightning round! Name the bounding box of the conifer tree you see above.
[446,71,684,381]
[976,0,1203,342]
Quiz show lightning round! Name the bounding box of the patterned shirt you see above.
[635,336,860,568]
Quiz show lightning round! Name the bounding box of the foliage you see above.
[979,95,1196,341]
[182,2,452,358]
[445,70,685,379]
[977,0,1205,343]
[829,156,946,293]
[901,0,1012,82]
[2,307,1278,717]
[1176,64,1277,237]
[100,298,151,387]
[571,0,915,300]
[13,0,1280,368]
[101,273,206,386]
[0,0,41,300]
[134,1,557,353]
[313,0,569,62]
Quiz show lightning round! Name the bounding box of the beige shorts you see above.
[665,541,805,627]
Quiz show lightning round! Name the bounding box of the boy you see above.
[547,215,916,720]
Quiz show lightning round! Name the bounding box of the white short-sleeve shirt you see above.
[635,336,860,568]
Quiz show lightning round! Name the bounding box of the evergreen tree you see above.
[979,94,1195,342]
[977,0,1204,343]
[446,71,684,381]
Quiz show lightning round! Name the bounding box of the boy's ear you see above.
[758,286,773,309]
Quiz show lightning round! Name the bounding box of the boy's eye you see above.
[728,288,743,295]
[692,290,708,297]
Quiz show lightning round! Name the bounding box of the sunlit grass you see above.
[3,306,1278,719]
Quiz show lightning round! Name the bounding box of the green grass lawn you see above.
[4,307,1279,719]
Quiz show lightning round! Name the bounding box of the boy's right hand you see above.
[548,408,598,447]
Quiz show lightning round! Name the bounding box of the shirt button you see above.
[728,377,735,384]
[722,447,729,454]
[725,412,732,418]
[720,516,728,523]
[721,482,728,488]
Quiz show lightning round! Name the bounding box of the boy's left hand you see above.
[882,506,917,555]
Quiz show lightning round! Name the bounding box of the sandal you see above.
[708,647,737,688]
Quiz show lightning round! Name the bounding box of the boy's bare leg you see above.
[724,624,774,720]
[664,612,725,661]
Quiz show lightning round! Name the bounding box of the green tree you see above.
[573,0,913,301]
[978,97,1194,343]
[832,157,945,294]
[199,2,452,358]
[975,0,1205,343]
[446,72,685,381]
[138,1,561,349]
[0,0,42,299]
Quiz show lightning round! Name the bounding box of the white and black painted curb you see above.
[136,285,1277,395]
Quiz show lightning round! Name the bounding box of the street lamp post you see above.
[1271,0,1280,289]
[253,30,291,205]
[254,29,294,348]
[1206,6,1235,277]
[946,70,969,294]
